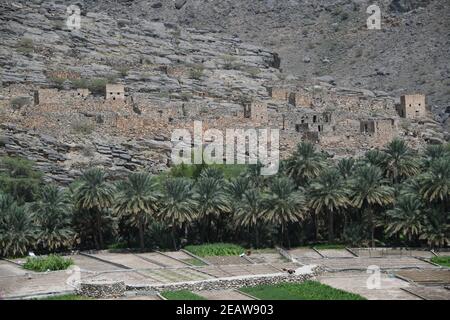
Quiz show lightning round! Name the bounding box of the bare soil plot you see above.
[247,253,287,264]
[0,271,71,298]
[317,271,420,300]
[288,248,323,260]
[203,256,251,265]
[309,257,437,271]
[135,252,188,267]
[86,252,161,270]
[402,286,450,300]
[163,251,195,261]
[82,270,156,286]
[195,289,254,300]
[0,260,27,277]
[194,262,298,278]
[140,268,213,283]
[350,248,434,258]
[71,255,125,272]
[395,269,450,286]
[316,249,355,258]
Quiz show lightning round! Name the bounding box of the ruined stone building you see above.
[106,84,125,101]
[360,118,397,138]
[397,94,426,118]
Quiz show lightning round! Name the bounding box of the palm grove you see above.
[0,139,449,257]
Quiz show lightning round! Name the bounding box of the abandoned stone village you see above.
[0,78,435,183]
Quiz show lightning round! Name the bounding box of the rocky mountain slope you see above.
[0,0,448,183]
[80,0,449,110]
[0,0,281,182]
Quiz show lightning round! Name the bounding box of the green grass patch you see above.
[240,281,366,300]
[184,243,245,257]
[23,254,73,272]
[312,244,347,250]
[161,290,206,300]
[431,256,450,267]
[37,294,92,300]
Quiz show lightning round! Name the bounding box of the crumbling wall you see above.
[268,87,290,101]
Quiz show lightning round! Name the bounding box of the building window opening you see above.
[313,115,317,123]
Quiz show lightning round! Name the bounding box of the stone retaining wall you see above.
[78,281,126,298]
[129,271,319,293]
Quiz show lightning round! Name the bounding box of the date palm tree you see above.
[337,158,355,179]
[0,198,35,257]
[423,144,449,167]
[158,178,197,250]
[234,188,264,248]
[226,176,252,211]
[384,195,425,243]
[350,165,395,247]
[383,139,421,183]
[114,172,160,251]
[285,142,327,186]
[194,176,230,242]
[73,168,114,249]
[199,166,224,180]
[418,157,450,206]
[29,185,76,251]
[264,176,306,248]
[308,169,350,242]
[420,209,449,249]
[364,149,388,168]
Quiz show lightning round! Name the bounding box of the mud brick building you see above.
[397,94,426,118]
[106,84,125,101]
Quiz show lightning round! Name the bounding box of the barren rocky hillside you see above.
[0,0,448,183]
[82,0,449,109]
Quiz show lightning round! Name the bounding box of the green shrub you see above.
[10,96,31,110]
[48,76,66,89]
[162,290,206,300]
[222,54,238,70]
[116,66,129,78]
[86,78,109,94]
[184,243,245,257]
[0,157,43,202]
[72,120,95,135]
[16,38,34,55]
[431,256,450,267]
[189,65,204,80]
[23,254,73,272]
[245,67,260,78]
[72,76,117,94]
[240,281,366,300]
